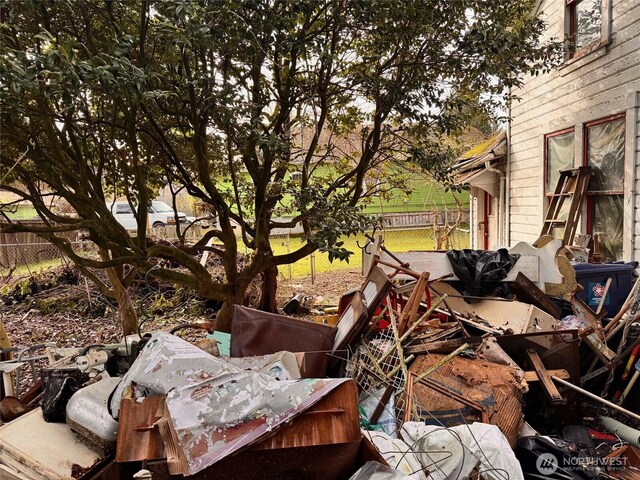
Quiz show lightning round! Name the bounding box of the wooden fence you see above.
[380,210,470,229]
[0,220,209,271]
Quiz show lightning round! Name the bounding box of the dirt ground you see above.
[277,269,364,306]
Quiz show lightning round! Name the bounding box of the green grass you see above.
[1,205,38,220]
[1,258,66,277]
[271,228,470,278]
[216,164,468,217]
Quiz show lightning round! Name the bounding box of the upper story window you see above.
[567,0,602,57]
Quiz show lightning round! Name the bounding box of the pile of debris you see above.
[1,234,639,479]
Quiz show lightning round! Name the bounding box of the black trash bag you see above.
[515,436,598,479]
[446,249,519,296]
[41,370,87,423]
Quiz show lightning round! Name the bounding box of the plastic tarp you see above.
[401,422,524,480]
[446,249,519,296]
[363,430,428,480]
[359,387,397,437]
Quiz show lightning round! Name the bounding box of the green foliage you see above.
[0,0,562,316]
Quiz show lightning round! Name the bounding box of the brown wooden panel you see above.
[115,396,165,463]
[255,379,360,450]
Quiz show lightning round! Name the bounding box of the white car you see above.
[110,200,191,230]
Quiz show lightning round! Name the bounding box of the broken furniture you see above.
[230,305,337,377]
[430,281,557,338]
[149,379,365,480]
[405,354,526,447]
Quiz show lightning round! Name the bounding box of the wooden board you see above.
[513,272,562,318]
[115,396,165,463]
[526,349,564,404]
[254,379,360,450]
[0,407,106,480]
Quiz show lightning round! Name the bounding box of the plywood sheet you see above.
[0,408,106,480]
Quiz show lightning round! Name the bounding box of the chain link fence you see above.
[269,225,470,282]
[1,215,470,282]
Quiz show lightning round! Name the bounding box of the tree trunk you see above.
[105,265,138,336]
[215,295,243,333]
[116,285,138,336]
[260,264,278,313]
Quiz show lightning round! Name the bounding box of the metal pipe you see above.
[620,369,639,406]
[551,375,640,422]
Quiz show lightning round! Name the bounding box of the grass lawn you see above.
[217,164,468,217]
[0,258,67,277]
[1,205,38,220]
[271,227,469,278]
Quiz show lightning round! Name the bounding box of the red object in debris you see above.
[587,428,619,442]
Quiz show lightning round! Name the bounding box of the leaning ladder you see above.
[540,166,592,245]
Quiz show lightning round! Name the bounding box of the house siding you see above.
[633,92,640,261]
[508,0,640,259]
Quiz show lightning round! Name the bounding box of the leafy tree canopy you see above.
[0,0,561,331]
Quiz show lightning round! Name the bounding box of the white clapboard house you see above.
[454,0,639,263]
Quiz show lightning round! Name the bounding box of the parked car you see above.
[109,200,193,230]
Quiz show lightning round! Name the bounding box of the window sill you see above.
[559,38,609,77]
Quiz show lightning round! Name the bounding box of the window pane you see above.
[587,118,625,192]
[591,194,623,261]
[546,132,574,194]
[575,0,601,50]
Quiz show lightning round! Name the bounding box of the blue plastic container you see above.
[573,262,638,317]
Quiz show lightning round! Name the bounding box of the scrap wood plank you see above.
[571,296,605,337]
[571,295,616,364]
[116,396,166,463]
[405,336,484,354]
[584,334,616,364]
[406,373,489,424]
[398,272,429,335]
[513,272,561,319]
[523,369,570,382]
[526,349,564,404]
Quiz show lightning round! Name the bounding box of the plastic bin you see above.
[573,262,638,317]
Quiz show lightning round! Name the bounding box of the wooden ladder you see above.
[540,166,592,245]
